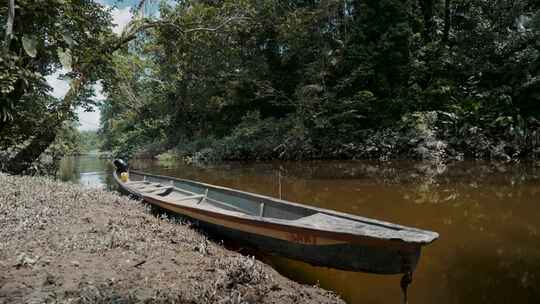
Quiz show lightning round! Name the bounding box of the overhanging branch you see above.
[111,15,251,51]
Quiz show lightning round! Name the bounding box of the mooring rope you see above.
[400,271,413,304]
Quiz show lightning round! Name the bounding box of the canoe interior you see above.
[130,174,317,220]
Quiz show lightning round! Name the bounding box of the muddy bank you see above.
[0,174,342,303]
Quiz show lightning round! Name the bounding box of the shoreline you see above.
[0,173,343,303]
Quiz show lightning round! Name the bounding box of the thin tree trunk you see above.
[443,0,451,43]
[4,0,15,49]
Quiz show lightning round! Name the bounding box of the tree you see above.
[1,0,114,172]
[1,0,254,172]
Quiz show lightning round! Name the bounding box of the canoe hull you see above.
[113,170,431,274]
[198,217,420,274]
[144,193,421,274]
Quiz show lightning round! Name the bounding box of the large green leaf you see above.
[22,35,38,58]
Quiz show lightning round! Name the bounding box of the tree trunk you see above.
[420,0,435,41]
[5,77,84,174]
[4,128,58,174]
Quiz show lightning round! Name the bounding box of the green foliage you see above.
[95,0,539,161]
[1,0,538,166]
[0,0,114,118]
[78,130,101,154]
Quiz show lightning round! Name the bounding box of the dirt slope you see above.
[0,174,343,303]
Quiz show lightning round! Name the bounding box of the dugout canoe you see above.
[112,168,438,275]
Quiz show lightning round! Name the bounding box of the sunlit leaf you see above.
[22,35,38,58]
[58,48,73,72]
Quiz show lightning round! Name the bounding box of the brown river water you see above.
[58,156,540,304]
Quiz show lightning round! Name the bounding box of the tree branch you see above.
[125,16,250,37]
[183,16,250,33]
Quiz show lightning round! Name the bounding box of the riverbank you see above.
[111,111,539,164]
[0,174,342,303]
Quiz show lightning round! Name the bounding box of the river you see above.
[58,156,540,304]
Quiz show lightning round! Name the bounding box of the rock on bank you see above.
[0,173,343,303]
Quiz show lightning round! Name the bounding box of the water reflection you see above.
[57,156,116,190]
[59,157,540,304]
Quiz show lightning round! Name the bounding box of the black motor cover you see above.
[113,159,128,173]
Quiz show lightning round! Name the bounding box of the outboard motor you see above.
[113,159,128,173]
[114,159,130,183]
